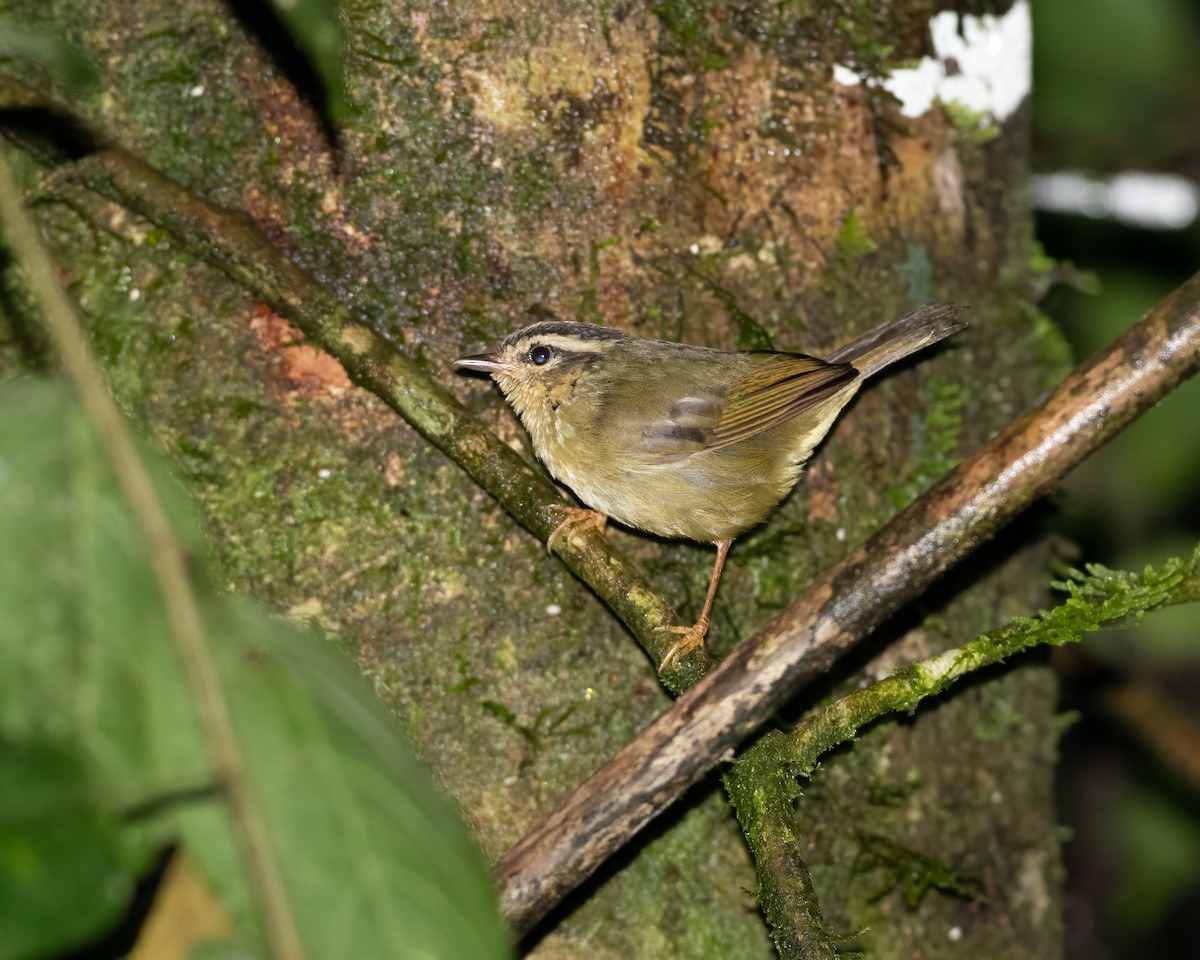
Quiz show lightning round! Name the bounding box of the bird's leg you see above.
[657,539,731,671]
[546,506,608,555]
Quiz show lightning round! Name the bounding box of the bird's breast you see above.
[525,377,824,544]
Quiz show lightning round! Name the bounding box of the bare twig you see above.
[0,150,305,960]
[1106,681,1200,797]
[494,273,1200,935]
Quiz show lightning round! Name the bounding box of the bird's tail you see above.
[827,303,967,380]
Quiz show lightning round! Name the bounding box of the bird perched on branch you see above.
[456,303,966,668]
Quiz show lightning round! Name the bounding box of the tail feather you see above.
[828,303,967,379]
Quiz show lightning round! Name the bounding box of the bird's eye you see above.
[529,344,552,365]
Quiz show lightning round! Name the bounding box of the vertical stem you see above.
[0,150,305,960]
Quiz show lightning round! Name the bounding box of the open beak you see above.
[453,353,507,375]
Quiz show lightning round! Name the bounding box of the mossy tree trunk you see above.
[1,1,1063,957]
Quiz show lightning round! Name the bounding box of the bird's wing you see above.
[638,354,857,460]
[706,354,856,449]
[637,394,722,459]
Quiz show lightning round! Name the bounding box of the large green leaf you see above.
[0,379,510,959]
[0,740,133,960]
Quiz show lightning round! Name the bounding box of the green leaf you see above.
[190,942,267,960]
[0,25,99,88]
[0,380,510,959]
[835,210,879,259]
[196,598,511,958]
[265,0,349,122]
[0,740,134,960]
[0,382,209,831]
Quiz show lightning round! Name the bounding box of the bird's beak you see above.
[453,352,507,376]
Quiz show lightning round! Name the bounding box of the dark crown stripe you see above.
[504,320,627,346]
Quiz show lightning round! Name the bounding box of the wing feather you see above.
[636,353,856,461]
[705,355,856,449]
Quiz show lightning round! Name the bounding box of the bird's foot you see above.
[656,615,710,672]
[546,507,608,555]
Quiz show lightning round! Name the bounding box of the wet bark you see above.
[1,1,1064,957]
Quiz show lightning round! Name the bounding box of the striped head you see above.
[453,320,627,425]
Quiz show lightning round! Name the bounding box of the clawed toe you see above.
[546,507,608,554]
[656,617,710,672]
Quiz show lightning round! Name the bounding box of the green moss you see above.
[577,234,620,321]
[696,272,776,350]
[510,151,560,215]
[835,211,879,259]
[831,14,895,71]
[884,381,966,511]
[1032,309,1077,384]
[650,0,714,51]
[852,832,980,908]
[940,100,1002,144]
[490,634,519,673]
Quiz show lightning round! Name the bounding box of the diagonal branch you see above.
[730,549,1200,958]
[494,272,1200,935]
[0,72,715,686]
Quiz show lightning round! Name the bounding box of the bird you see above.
[455,303,965,668]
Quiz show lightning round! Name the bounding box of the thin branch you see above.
[0,150,305,960]
[723,744,839,960]
[0,72,715,687]
[494,272,1200,935]
[774,551,1200,781]
[737,549,1200,958]
[1106,684,1200,793]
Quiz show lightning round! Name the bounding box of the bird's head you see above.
[454,320,627,425]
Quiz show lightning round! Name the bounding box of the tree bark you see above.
[1,1,1063,957]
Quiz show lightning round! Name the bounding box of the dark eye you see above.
[529,344,552,365]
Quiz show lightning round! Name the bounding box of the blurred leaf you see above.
[195,598,512,958]
[189,942,267,960]
[0,383,210,843]
[265,0,349,122]
[1033,0,1199,168]
[0,25,99,89]
[1110,783,1200,936]
[0,740,134,960]
[0,379,510,959]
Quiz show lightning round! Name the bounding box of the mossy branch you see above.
[728,547,1200,958]
[0,71,714,687]
[496,272,1200,936]
[782,548,1200,778]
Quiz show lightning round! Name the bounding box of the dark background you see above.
[1034,1,1200,956]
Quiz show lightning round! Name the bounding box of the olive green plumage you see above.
[455,303,965,664]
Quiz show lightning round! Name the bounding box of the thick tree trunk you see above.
[2,1,1062,956]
